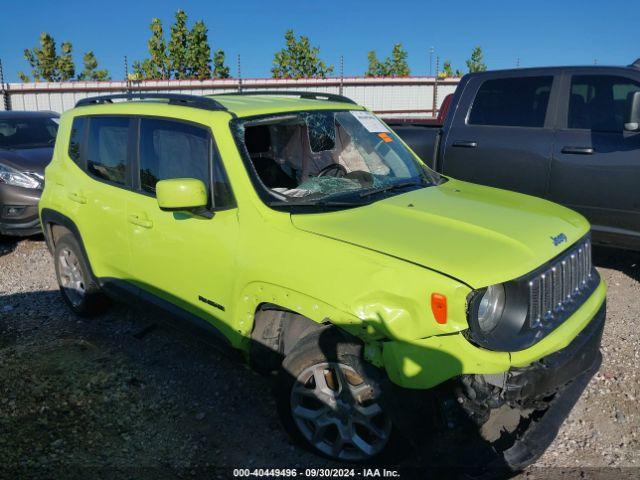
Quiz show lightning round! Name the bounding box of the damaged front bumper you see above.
[458,301,605,470]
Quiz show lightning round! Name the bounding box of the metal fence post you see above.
[432,56,439,118]
[0,58,11,111]
[339,55,344,96]
[124,56,131,94]
[237,54,243,93]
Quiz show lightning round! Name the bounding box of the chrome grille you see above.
[528,238,593,328]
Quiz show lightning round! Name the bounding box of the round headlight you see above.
[477,284,506,333]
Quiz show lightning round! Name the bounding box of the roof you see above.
[208,94,363,117]
[70,92,362,119]
[0,110,59,118]
[467,64,638,77]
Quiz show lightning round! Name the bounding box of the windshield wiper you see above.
[268,199,363,208]
[359,180,425,198]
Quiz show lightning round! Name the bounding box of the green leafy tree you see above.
[168,9,189,79]
[386,44,410,77]
[57,42,75,80]
[466,46,487,73]
[77,51,110,81]
[213,49,230,79]
[441,59,453,78]
[145,18,170,79]
[131,59,153,80]
[133,11,229,80]
[365,51,385,77]
[186,20,212,79]
[271,30,333,79]
[20,32,110,82]
[365,44,410,77]
[19,33,67,82]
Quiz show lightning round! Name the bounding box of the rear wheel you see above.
[276,329,404,463]
[54,233,109,317]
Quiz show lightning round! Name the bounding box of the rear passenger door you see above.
[67,115,133,278]
[442,73,559,197]
[126,116,239,329]
[550,71,640,247]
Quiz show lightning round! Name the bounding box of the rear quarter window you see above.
[468,76,553,128]
[86,117,130,185]
[68,117,86,166]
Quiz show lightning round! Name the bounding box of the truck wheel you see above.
[54,232,109,317]
[276,328,403,463]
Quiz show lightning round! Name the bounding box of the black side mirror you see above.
[625,91,640,132]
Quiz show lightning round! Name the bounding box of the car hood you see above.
[291,179,590,288]
[0,147,54,174]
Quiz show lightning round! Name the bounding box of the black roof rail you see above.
[217,90,357,105]
[75,93,228,111]
[630,58,640,70]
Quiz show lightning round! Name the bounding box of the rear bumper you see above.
[0,184,42,236]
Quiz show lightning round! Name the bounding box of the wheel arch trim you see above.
[40,208,96,279]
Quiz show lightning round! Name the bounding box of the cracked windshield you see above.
[236,110,440,205]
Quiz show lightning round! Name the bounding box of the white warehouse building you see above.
[0,76,460,118]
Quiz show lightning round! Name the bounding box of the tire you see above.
[53,232,109,317]
[276,327,406,464]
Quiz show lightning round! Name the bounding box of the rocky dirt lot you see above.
[0,236,638,479]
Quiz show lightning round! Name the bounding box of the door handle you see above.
[452,140,478,148]
[561,146,594,155]
[128,214,153,229]
[67,192,87,204]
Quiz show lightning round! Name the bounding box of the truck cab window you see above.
[568,75,640,132]
[469,76,553,128]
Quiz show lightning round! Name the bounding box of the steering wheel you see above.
[316,163,347,178]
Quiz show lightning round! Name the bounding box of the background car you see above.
[0,110,59,236]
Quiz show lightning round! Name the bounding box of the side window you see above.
[86,117,130,185]
[68,117,86,165]
[139,118,210,195]
[568,75,640,132]
[139,118,234,208]
[468,76,553,128]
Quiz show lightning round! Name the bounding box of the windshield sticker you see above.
[350,111,390,133]
[378,132,393,143]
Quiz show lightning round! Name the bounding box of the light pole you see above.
[429,46,434,76]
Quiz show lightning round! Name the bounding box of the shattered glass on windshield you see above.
[233,109,440,206]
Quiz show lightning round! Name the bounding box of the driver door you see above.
[126,116,239,330]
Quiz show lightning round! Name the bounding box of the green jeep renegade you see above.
[39,92,606,468]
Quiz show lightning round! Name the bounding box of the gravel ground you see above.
[0,235,638,479]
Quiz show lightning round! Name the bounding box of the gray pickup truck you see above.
[390,60,640,250]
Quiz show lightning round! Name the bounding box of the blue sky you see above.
[0,0,638,82]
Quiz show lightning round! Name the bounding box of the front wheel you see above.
[276,329,404,463]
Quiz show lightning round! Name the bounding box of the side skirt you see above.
[99,277,242,361]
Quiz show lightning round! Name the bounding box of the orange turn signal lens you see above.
[431,293,447,324]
